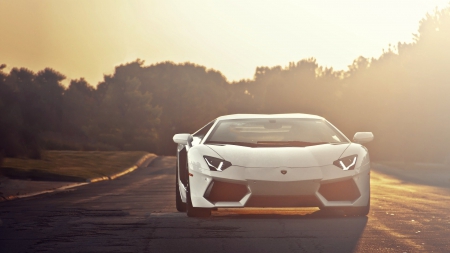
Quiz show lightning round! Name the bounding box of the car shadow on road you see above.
[150,209,368,253]
[211,208,367,219]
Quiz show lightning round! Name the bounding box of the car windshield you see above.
[204,118,349,147]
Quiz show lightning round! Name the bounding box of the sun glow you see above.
[0,0,448,85]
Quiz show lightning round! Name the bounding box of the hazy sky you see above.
[0,0,448,85]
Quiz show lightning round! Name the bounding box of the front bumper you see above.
[188,164,370,208]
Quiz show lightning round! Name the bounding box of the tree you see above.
[62,78,97,137]
[96,75,161,151]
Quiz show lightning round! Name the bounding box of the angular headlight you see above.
[203,156,232,172]
[333,155,358,170]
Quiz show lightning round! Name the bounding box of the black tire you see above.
[343,195,370,216]
[318,206,342,215]
[344,205,370,216]
[175,160,186,212]
[186,185,211,218]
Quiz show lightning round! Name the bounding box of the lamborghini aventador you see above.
[173,114,374,217]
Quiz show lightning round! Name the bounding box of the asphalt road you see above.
[1,156,450,253]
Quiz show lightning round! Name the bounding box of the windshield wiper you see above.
[205,141,258,147]
[205,141,342,148]
[256,141,329,147]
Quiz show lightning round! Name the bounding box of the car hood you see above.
[205,143,351,168]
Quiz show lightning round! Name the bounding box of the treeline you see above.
[1,6,450,163]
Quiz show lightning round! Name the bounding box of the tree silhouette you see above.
[2,5,450,162]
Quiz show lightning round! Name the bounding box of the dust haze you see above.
[1,6,450,165]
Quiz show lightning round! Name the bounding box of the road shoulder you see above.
[0,153,157,201]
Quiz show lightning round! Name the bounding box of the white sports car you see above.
[173,114,374,217]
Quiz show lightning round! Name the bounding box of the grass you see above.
[0,151,150,182]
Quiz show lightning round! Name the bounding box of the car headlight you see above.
[333,155,358,170]
[203,156,232,172]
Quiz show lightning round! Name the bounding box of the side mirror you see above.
[173,133,193,147]
[353,132,374,144]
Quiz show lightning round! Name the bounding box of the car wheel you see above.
[186,185,211,218]
[343,196,370,216]
[175,159,186,212]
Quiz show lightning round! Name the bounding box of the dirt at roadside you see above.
[373,162,450,188]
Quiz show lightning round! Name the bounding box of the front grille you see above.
[204,180,248,203]
[318,179,360,202]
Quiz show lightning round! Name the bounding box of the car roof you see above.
[215,113,324,121]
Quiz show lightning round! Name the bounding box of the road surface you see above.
[1,156,450,252]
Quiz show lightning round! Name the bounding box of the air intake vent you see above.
[204,181,248,203]
[318,179,360,202]
[245,195,320,207]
